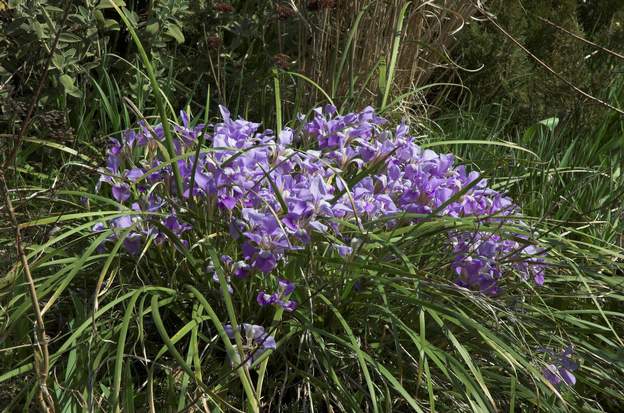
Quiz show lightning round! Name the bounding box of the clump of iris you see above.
[94,104,546,298]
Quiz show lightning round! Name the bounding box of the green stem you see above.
[207,249,257,393]
[150,295,227,408]
[111,290,141,413]
[273,69,282,135]
[381,1,411,111]
[255,305,284,399]
[189,85,211,199]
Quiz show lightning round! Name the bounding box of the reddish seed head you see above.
[273,53,292,69]
[213,2,234,13]
[207,35,223,49]
[276,3,297,19]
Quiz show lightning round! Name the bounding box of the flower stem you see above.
[255,305,284,399]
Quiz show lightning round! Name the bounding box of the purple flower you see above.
[94,104,546,291]
[125,168,144,182]
[257,278,297,311]
[277,299,297,312]
[112,183,131,203]
[334,244,353,257]
[92,223,105,232]
[106,139,123,172]
[224,323,276,366]
[278,278,295,295]
[257,291,278,306]
[543,364,563,386]
[112,215,134,229]
[162,214,192,237]
[175,110,206,146]
[541,346,578,388]
[123,233,143,255]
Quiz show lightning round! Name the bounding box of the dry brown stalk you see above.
[296,0,478,106]
[0,174,55,412]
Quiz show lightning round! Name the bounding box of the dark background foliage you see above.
[452,0,624,129]
[3,0,624,140]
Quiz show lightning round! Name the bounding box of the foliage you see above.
[452,0,624,128]
[1,0,624,412]
[1,0,477,135]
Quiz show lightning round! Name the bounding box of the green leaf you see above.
[145,22,159,35]
[97,0,126,8]
[59,74,82,98]
[104,18,121,30]
[319,295,379,413]
[378,57,387,98]
[538,117,559,131]
[51,53,64,71]
[44,5,65,12]
[381,2,411,110]
[165,24,185,44]
[59,32,83,43]
[32,21,45,39]
[59,74,74,89]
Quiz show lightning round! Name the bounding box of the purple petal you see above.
[219,105,231,123]
[126,168,144,182]
[278,279,295,295]
[246,324,265,340]
[112,183,131,203]
[278,299,297,312]
[257,291,278,306]
[278,128,293,145]
[261,335,276,350]
[123,233,143,255]
[92,223,105,232]
[219,195,237,210]
[543,364,561,386]
[559,368,576,385]
[224,324,235,339]
[112,215,133,229]
[335,244,353,257]
[534,270,545,286]
[180,110,190,128]
[254,251,277,273]
[233,260,251,278]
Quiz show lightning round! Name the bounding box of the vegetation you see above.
[1,1,623,412]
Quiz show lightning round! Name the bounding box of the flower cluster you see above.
[257,279,297,312]
[207,255,252,294]
[94,104,545,297]
[224,323,276,366]
[540,347,578,387]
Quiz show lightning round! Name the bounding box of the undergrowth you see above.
[1,1,623,412]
